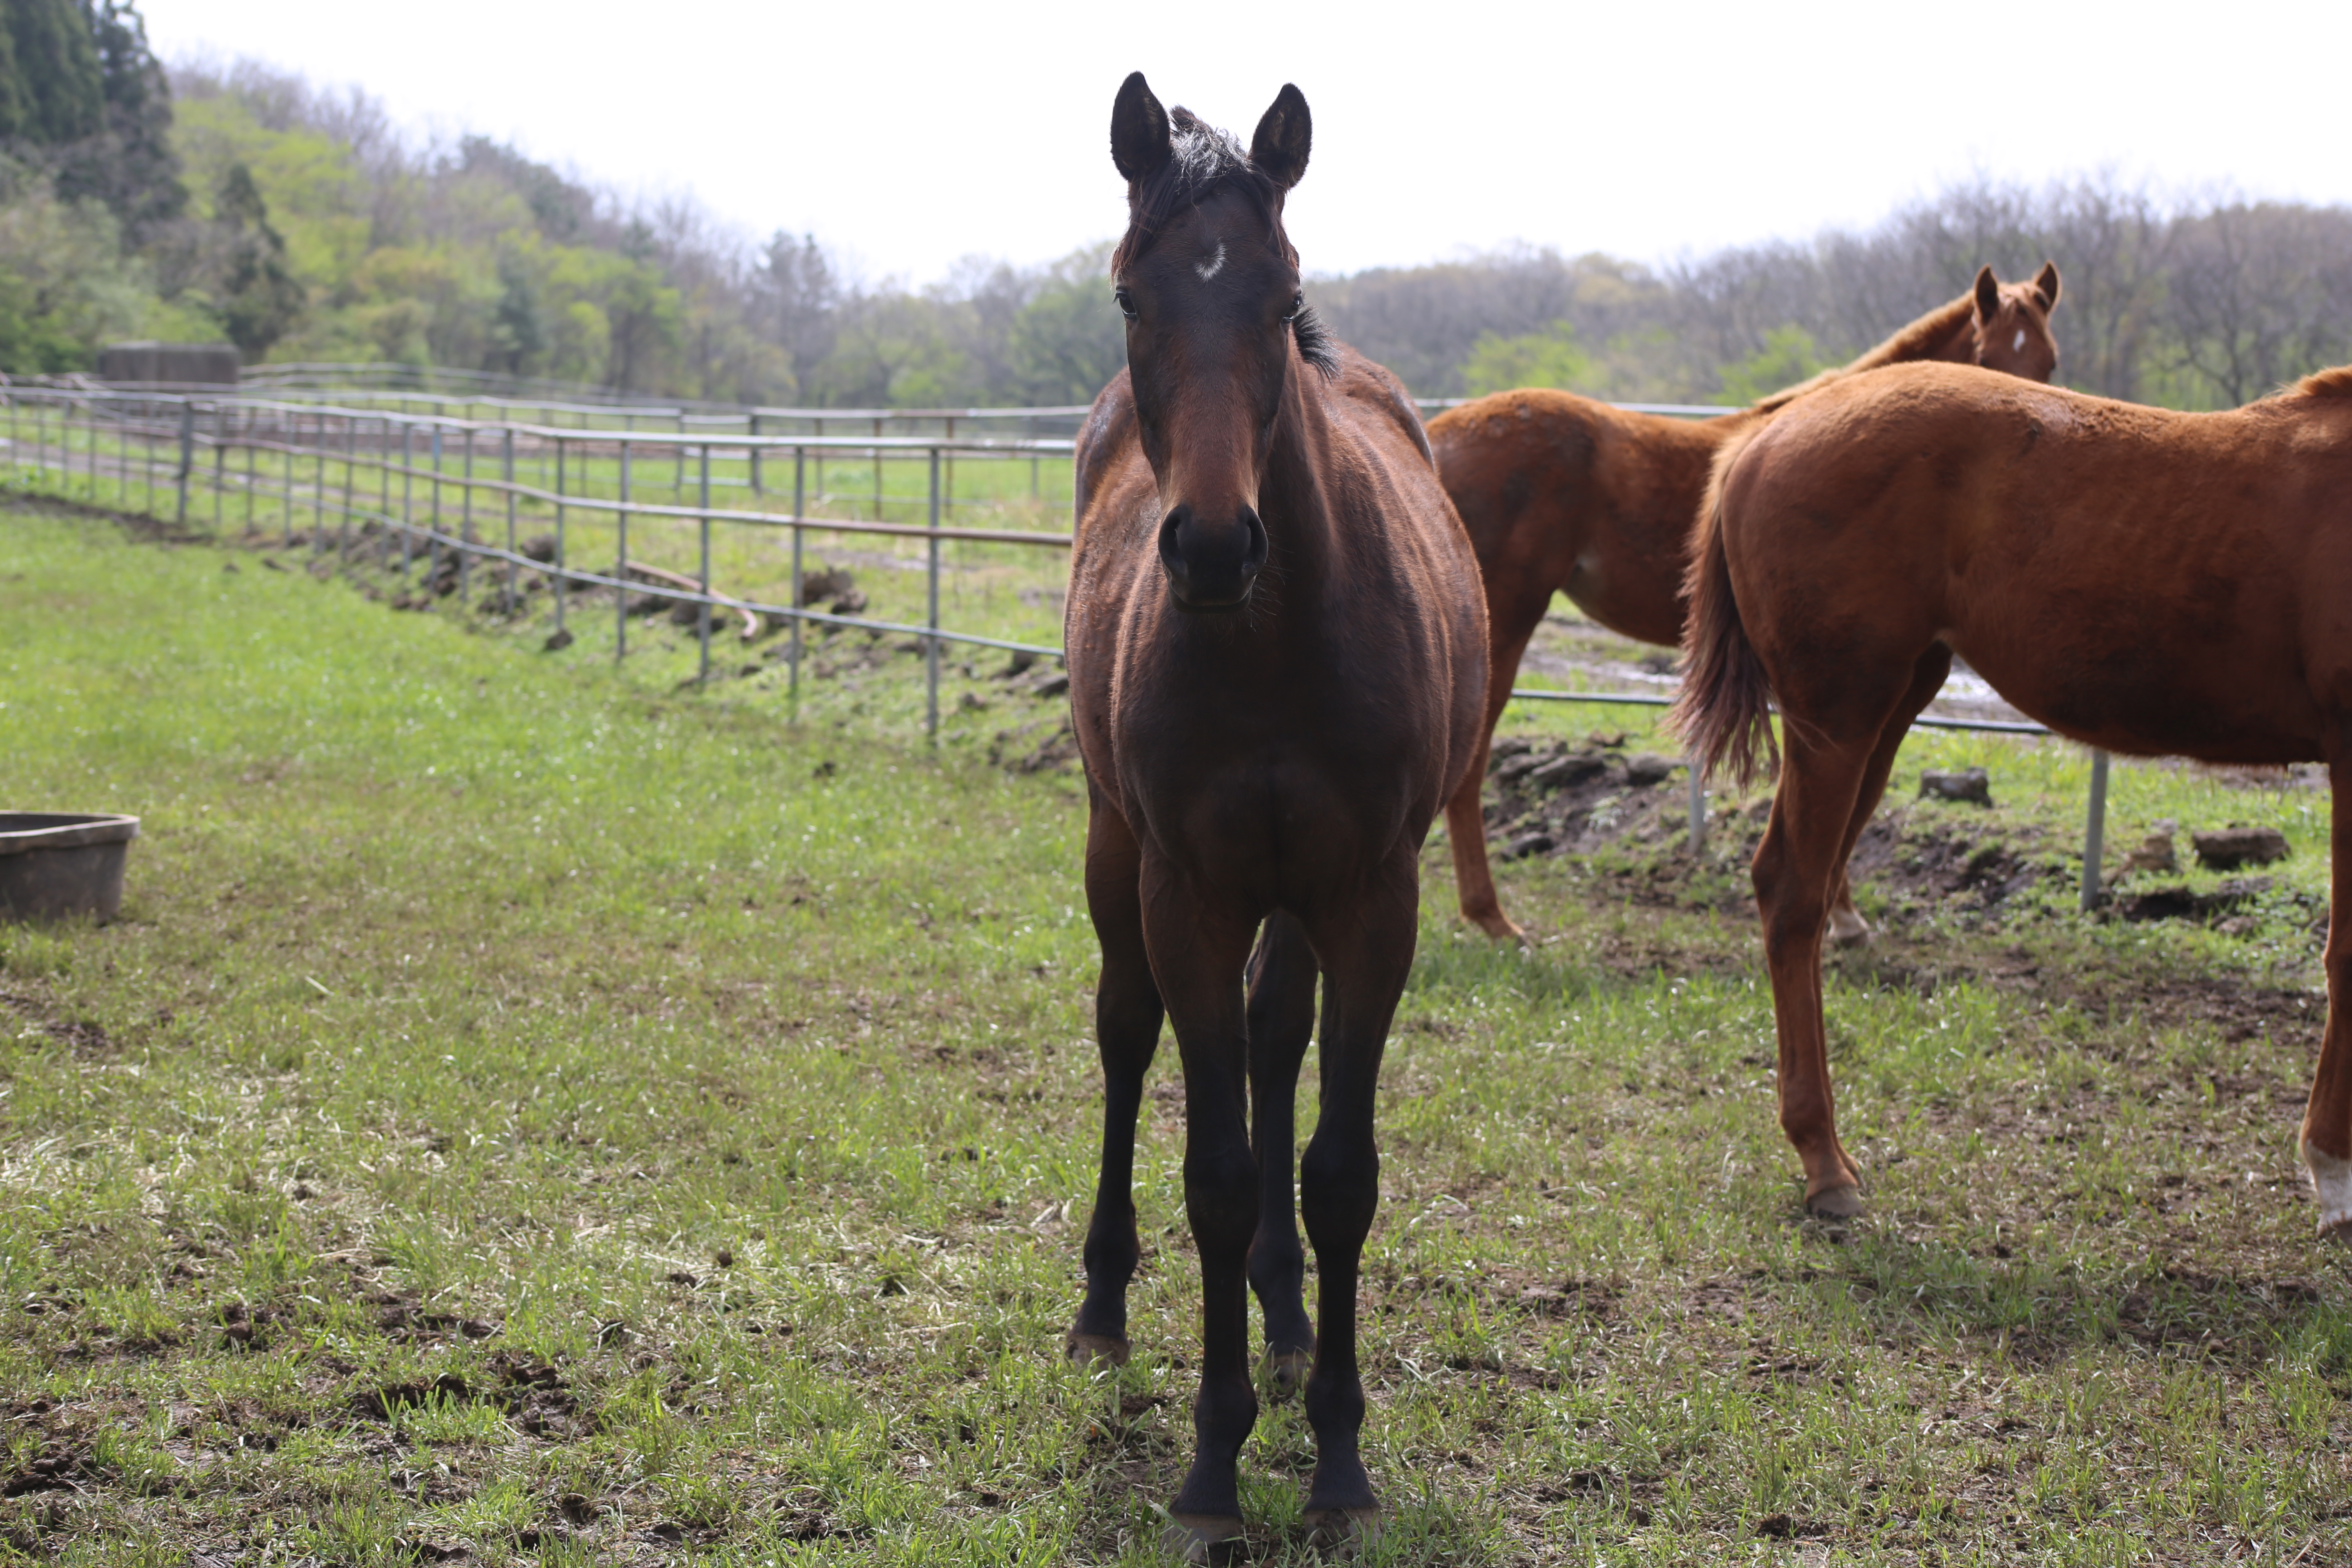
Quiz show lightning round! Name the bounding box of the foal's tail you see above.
[1668,429,1778,789]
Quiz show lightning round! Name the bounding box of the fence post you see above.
[213,411,225,530]
[174,401,194,525]
[749,413,762,494]
[399,422,414,579]
[459,425,474,602]
[2079,749,2111,912]
[790,445,805,718]
[1688,762,1706,852]
[427,424,443,592]
[697,441,712,683]
[616,441,630,662]
[926,446,941,742]
[342,412,356,560]
[502,428,516,613]
[553,436,566,635]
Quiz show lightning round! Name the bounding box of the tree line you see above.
[0,23,2346,412]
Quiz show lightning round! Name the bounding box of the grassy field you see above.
[1,498,2349,1566]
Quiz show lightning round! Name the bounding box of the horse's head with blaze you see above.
[1969,261,2062,381]
[1108,72,1336,612]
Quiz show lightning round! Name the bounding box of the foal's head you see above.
[1970,262,2062,381]
[1108,72,1335,612]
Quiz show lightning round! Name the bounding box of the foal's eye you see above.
[1114,287,1138,320]
[1281,291,1303,323]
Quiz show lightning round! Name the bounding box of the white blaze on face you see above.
[1195,241,1226,283]
[2303,1137,2352,1231]
[2012,328,2027,354]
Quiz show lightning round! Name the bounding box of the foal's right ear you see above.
[1973,265,2002,321]
[1111,72,1172,184]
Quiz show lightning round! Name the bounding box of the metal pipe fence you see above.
[0,382,2121,906]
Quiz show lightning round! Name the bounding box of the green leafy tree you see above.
[1714,325,1833,405]
[1006,242,1123,404]
[1459,319,1590,396]
[0,0,102,147]
[208,160,303,356]
[53,1,182,243]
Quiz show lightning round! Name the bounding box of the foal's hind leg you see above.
[1245,912,1318,1397]
[2300,738,2352,1239]
[1067,801,1165,1365]
[1753,725,1880,1215]
[1826,648,1953,947]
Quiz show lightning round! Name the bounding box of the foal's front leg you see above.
[1294,861,1421,1543]
[1068,804,1164,1363]
[1143,877,1263,1557]
[1245,911,1319,1396]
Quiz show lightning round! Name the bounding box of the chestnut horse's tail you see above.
[1668,428,1779,788]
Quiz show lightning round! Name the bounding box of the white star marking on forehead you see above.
[2013,328,2027,353]
[1195,241,1226,282]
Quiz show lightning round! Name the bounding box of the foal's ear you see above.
[1250,83,1312,192]
[2033,260,2062,312]
[1111,71,1172,183]
[1973,265,2002,321]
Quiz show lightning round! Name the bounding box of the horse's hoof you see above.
[2320,1215,2352,1247]
[1302,1506,1383,1551]
[1805,1183,1864,1219]
[1261,1346,1313,1400]
[1468,909,1526,943]
[1064,1330,1130,1366]
[1163,1512,1244,1564]
[1826,909,1872,947]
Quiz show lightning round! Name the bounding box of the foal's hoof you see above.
[1302,1506,1383,1552]
[1468,909,1526,944]
[1826,909,1873,947]
[1804,1183,1864,1220]
[1064,1330,1130,1366]
[2320,1215,2352,1247]
[1261,1345,1313,1401]
[1162,1512,1244,1564]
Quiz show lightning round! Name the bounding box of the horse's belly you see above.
[1957,634,2323,765]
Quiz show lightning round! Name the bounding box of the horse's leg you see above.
[1826,647,1952,947]
[1753,724,1879,1215]
[1244,911,1318,1397]
[2300,738,2352,1239]
[1294,854,1419,1544]
[1066,801,1165,1365]
[1141,875,1262,1555]
[1446,622,1539,941]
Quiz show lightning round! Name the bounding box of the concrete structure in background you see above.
[98,342,241,386]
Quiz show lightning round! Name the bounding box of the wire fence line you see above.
[0,381,2122,904]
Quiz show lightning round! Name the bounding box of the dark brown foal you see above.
[1062,74,1486,1557]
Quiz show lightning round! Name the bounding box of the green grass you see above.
[0,499,2349,1565]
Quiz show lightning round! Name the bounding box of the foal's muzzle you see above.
[1157,504,1268,612]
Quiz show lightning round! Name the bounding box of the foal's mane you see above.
[1748,295,1979,415]
[1112,105,1337,379]
[2294,366,2352,399]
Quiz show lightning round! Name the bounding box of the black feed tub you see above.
[0,814,140,922]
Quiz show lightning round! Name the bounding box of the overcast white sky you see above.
[145,0,2351,284]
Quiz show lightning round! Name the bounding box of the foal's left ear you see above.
[2032,260,2061,312]
[1250,84,1312,192]
[1972,265,2002,321]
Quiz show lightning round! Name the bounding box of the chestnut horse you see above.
[1063,75,1486,1553]
[1431,265,2062,941]
[1674,359,2352,1226]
